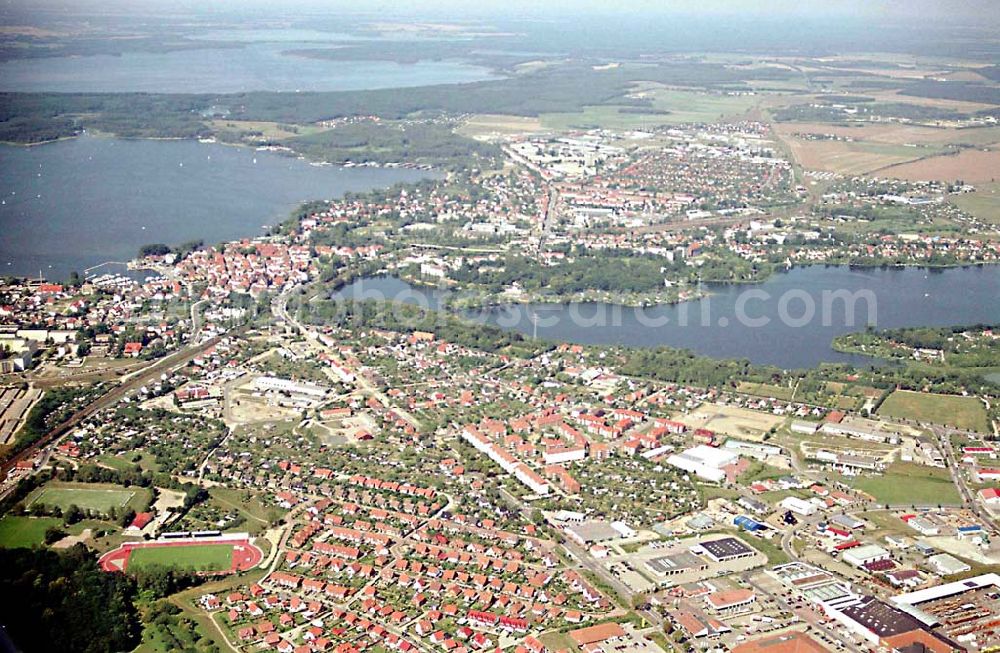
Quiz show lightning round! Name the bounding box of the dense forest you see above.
[448,249,769,294]
[285,121,500,170]
[449,251,678,295]
[0,546,142,653]
[0,92,212,142]
[899,80,1000,105]
[615,345,762,387]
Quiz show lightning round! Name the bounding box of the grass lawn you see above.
[456,114,546,138]
[538,631,578,652]
[841,463,961,507]
[759,489,808,504]
[878,389,989,432]
[128,544,233,572]
[731,530,789,566]
[95,455,136,473]
[697,484,741,502]
[0,515,63,548]
[97,451,161,473]
[209,119,324,140]
[740,461,790,483]
[951,182,1000,226]
[645,87,760,123]
[736,381,795,401]
[863,510,912,535]
[209,488,285,524]
[26,482,148,515]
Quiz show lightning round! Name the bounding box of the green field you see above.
[539,87,762,131]
[737,381,795,401]
[128,544,233,572]
[0,516,64,548]
[841,462,961,506]
[26,482,144,515]
[96,452,161,473]
[952,182,1000,226]
[732,529,789,566]
[878,389,989,432]
[208,488,286,534]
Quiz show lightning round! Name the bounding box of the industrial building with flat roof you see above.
[842,544,890,568]
[644,552,708,578]
[692,537,755,563]
[565,520,622,546]
[665,445,739,483]
[830,597,961,651]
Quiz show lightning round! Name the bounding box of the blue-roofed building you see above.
[734,515,764,532]
[957,524,984,541]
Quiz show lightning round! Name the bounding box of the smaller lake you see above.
[0,136,434,281]
[331,267,1000,369]
[0,42,499,93]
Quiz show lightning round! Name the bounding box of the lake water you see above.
[0,136,434,280]
[331,268,1000,369]
[0,42,498,93]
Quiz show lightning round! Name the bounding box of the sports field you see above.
[877,389,989,433]
[99,538,263,574]
[0,515,63,548]
[26,483,142,514]
[127,543,234,572]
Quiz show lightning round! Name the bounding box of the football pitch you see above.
[127,543,234,572]
[0,516,64,548]
[27,485,138,514]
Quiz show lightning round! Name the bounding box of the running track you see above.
[99,539,262,574]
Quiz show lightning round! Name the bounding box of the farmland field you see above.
[540,87,762,130]
[779,136,943,176]
[775,122,1000,147]
[127,543,234,572]
[878,148,1000,183]
[877,389,989,432]
[26,482,147,515]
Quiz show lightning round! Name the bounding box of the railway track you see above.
[0,335,224,484]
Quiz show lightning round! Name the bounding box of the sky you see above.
[5,0,999,23]
[344,0,999,20]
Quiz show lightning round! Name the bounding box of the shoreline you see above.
[391,260,1000,311]
[0,131,445,172]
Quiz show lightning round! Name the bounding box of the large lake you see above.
[0,42,497,93]
[332,268,1000,369]
[0,136,433,280]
